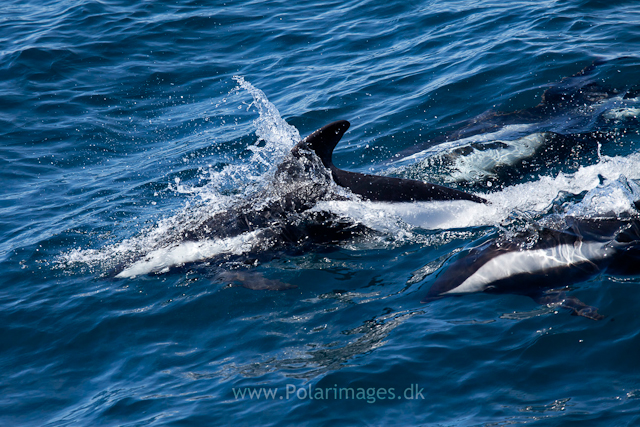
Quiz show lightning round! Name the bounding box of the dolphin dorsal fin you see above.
[297,120,488,204]
[302,120,350,168]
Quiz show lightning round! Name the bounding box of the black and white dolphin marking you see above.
[422,217,640,320]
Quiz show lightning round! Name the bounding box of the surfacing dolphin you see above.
[116,120,486,280]
[182,120,487,244]
[422,215,640,320]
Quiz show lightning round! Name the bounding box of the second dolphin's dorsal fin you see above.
[302,120,350,168]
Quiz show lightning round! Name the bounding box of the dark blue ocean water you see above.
[3,1,640,425]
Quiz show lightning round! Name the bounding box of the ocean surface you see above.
[2,1,640,425]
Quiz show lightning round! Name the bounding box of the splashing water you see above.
[59,77,303,275]
[181,76,301,203]
[233,75,301,166]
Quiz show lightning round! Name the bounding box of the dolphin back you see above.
[299,120,488,204]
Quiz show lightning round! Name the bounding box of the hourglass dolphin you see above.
[181,120,486,243]
[422,217,640,320]
[114,120,486,279]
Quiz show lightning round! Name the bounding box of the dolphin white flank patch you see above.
[444,241,612,295]
[116,231,262,278]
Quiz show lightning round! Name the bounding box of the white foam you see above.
[233,76,300,174]
[177,76,300,200]
[566,176,640,217]
[603,107,640,121]
[59,77,299,277]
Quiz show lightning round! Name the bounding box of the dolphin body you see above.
[116,120,486,279]
[392,58,640,192]
[422,216,640,320]
[401,58,638,158]
[181,120,486,244]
